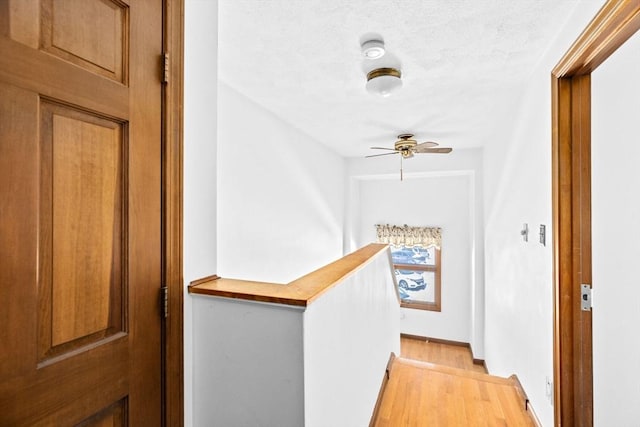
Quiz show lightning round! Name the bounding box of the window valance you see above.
[375,224,442,248]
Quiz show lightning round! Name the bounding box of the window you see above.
[376,224,442,311]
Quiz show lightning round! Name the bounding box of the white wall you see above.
[184,1,218,426]
[591,28,640,426]
[217,83,345,283]
[187,4,346,423]
[304,249,400,427]
[358,174,471,342]
[482,3,604,426]
[347,148,484,357]
[192,296,305,427]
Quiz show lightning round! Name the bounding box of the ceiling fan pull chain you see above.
[400,155,403,181]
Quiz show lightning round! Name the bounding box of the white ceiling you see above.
[218,1,591,157]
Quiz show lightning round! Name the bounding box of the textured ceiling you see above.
[219,0,590,157]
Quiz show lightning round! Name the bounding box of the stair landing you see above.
[372,357,537,427]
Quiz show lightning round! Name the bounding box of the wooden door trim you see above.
[163,0,184,425]
[551,2,640,426]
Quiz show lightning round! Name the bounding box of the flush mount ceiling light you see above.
[361,39,385,59]
[366,67,402,97]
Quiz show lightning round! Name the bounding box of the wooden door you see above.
[0,0,164,425]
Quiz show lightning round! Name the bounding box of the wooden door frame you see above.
[163,0,184,425]
[552,2,640,426]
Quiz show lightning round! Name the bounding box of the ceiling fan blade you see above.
[413,141,439,152]
[369,147,397,151]
[415,147,453,154]
[365,152,399,158]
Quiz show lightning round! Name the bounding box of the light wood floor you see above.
[371,337,536,427]
[400,336,487,374]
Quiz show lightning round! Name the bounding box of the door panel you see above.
[50,112,120,347]
[42,0,128,82]
[38,100,126,361]
[1,0,39,49]
[76,398,128,427]
[0,0,163,425]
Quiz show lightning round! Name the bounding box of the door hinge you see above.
[162,52,170,84]
[161,286,169,318]
[580,284,592,311]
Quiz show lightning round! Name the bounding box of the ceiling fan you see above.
[366,133,453,180]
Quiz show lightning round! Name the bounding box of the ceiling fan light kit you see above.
[360,35,403,97]
[366,67,402,97]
